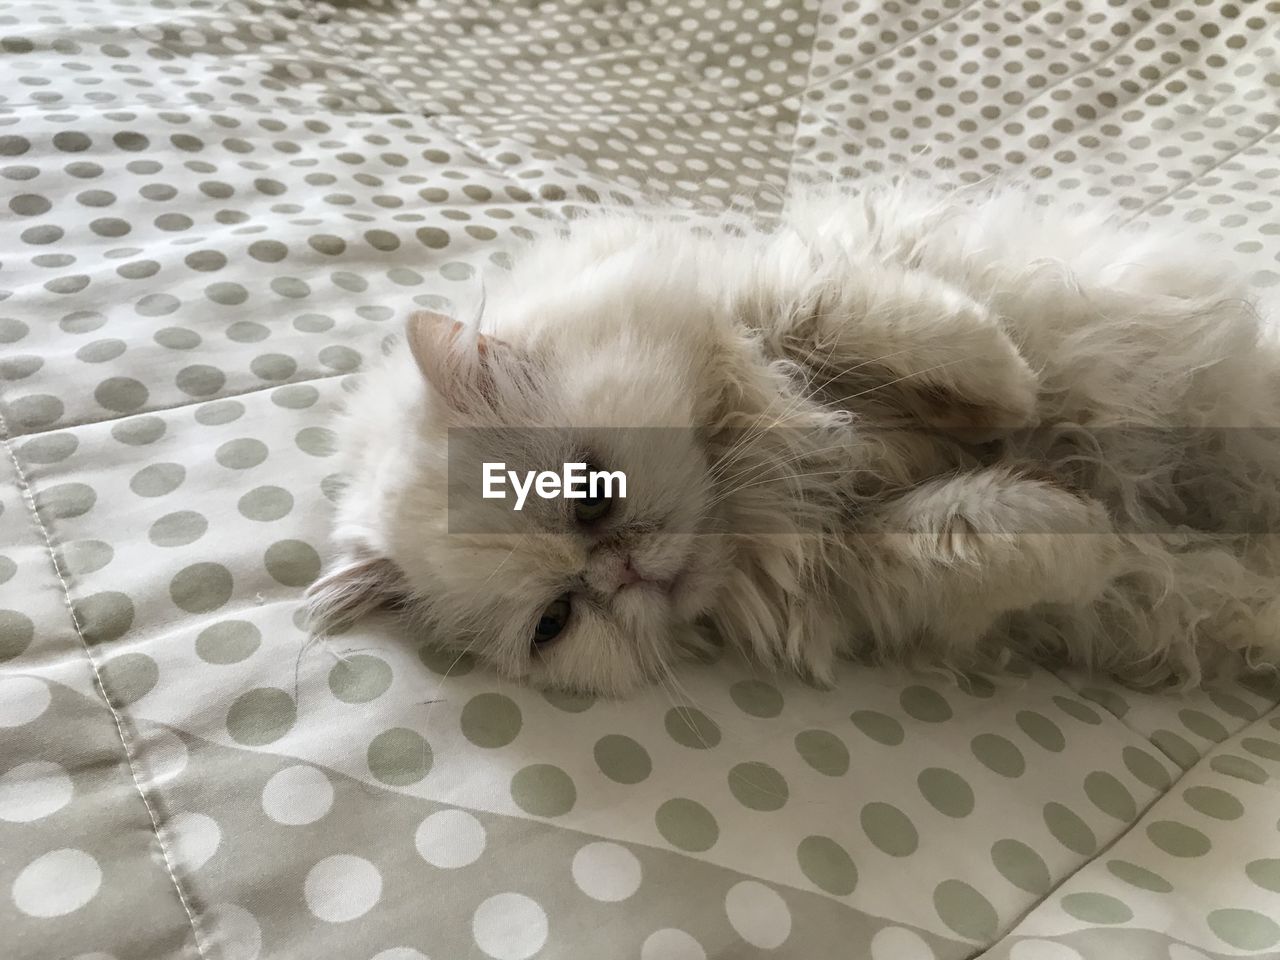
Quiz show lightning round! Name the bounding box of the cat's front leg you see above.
[849,469,1117,665]
[759,260,1041,433]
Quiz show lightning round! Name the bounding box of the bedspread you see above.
[3,1,1280,958]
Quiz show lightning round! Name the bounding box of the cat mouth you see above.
[620,562,688,599]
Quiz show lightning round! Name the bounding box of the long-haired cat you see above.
[308,185,1280,696]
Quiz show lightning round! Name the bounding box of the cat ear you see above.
[306,551,407,631]
[406,311,513,414]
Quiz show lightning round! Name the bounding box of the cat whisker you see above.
[423,631,484,730]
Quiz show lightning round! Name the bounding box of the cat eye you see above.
[573,462,612,524]
[533,594,572,647]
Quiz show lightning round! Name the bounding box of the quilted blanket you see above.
[3,1,1280,959]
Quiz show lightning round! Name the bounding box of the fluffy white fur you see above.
[310,184,1280,695]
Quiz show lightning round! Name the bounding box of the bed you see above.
[3,1,1280,958]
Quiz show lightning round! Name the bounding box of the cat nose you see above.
[617,556,642,588]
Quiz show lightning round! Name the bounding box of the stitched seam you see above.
[0,409,211,960]
[970,697,1280,958]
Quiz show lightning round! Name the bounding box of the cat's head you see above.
[310,235,747,695]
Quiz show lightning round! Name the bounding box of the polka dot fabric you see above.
[2,1,1280,959]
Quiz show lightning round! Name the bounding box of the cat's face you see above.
[423,420,731,694]
[314,257,743,695]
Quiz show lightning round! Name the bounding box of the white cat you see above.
[309,184,1280,696]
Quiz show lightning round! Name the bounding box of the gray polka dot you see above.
[264,540,321,588]
[130,462,185,497]
[418,644,475,677]
[1183,785,1244,820]
[972,733,1026,778]
[111,416,165,446]
[664,706,721,749]
[1152,824,1208,860]
[329,655,393,704]
[136,293,180,317]
[797,836,857,896]
[1044,802,1096,855]
[216,438,268,469]
[542,689,595,713]
[250,353,297,381]
[295,427,335,457]
[1106,859,1173,893]
[794,730,849,777]
[331,272,366,293]
[72,591,135,645]
[0,610,34,662]
[729,680,783,718]
[271,277,310,299]
[1015,710,1065,752]
[901,686,952,722]
[1246,858,1280,894]
[861,801,918,856]
[850,710,904,746]
[417,227,449,249]
[227,320,270,343]
[271,384,318,409]
[150,511,208,547]
[249,240,288,262]
[0,317,29,343]
[76,339,127,363]
[1123,746,1172,789]
[294,313,334,333]
[1208,909,1280,951]
[238,486,293,522]
[170,562,234,614]
[8,394,63,430]
[11,194,51,216]
[196,620,261,665]
[184,250,226,272]
[37,482,96,519]
[460,693,522,748]
[176,365,227,397]
[94,377,149,413]
[1210,753,1268,785]
[194,400,243,426]
[59,311,105,334]
[917,767,974,818]
[0,355,40,380]
[934,880,997,941]
[1151,729,1200,770]
[594,734,651,784]
[655,798,717,851]
[1084,771,1136,822]
[205,282,248,306]
[367,727,432,785]
[1061,892,1132,925]
[20,433,78,464]
[155,327,202,350]
[61,539,114,575]
[227,687,296,746]
[992,838,1051,894]
[319,345,361,372]
[100,653,159,706]
[309,234,346,256]
[728,762,788,812]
